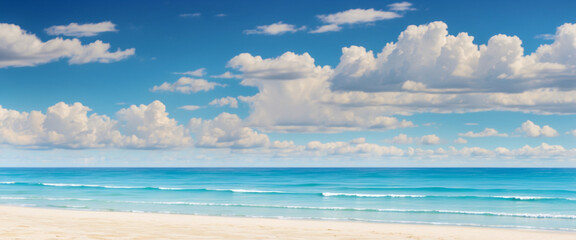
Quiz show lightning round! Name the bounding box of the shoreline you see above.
[1,205,574,239]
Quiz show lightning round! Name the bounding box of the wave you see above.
[2,182,574,201]
[322,192,426,198]
[208,189,285,193]
[122,201,576,219]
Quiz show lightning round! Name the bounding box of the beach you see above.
[0,205,574,240]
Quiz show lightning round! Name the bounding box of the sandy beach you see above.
[0,205,573,240]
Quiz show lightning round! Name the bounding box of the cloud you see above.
[569,130,576,136]
[116,101,192,148]
[331,21,576,94]
[209,97,238,108]
[388,134,413,144]
[0,23,134,68]
[310,24,342,34]
[151,77,225,94]
[178,105,202,111]
[229,51,414,132]
[0,101,191,149]
[244,22,306,35]
[306,140,404,156]
[211,71,241,79]
[454,137,468,144]
[190,113,269,148]
[517,120,559,137]
[311,8,402,33]
[215,13,227,17]
[317,8,401,25]
[535,34,555,40]
[459,128,508,137]
[388,2,417,11]
[420,134,440,145]
[45,21,117,37]
[174,68,206,77]
[180,13,201,18]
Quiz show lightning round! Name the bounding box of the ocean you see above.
[0,168,574,231]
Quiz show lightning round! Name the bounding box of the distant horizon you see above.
[1,0,575,167]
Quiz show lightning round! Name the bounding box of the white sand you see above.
[0,205,574,239]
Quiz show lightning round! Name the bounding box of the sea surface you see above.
[0,168,575,231]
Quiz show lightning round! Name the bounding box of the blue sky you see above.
[0,0,575,167]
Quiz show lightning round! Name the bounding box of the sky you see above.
[0,0,575,167]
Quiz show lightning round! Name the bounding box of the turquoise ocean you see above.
[0,168,574,231]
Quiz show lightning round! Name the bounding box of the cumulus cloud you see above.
[311,8,401,33]
[0,23,134,68]
[229,52,415,132]
[209,97,238,108]
[190,113,269,148]
[569,130,576,136]
[244,22,306,35]
[151,77,225,93]
[388,134,413,144]
[420,134,440,145]
[331,21,576,94]
[45,21,117,37]
[306,140,404,156]
[0,101,191,149]
[174,68,206,77]
[116,101,192,148]
[517,120,559,137]
[459,128,508,138]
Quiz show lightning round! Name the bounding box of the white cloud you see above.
[151,77,225,94]
[317,8,401,25]
[211,71,241,79]
[311,8,402,34]
[229,51,414,132]
[116,101,192,148]
[388,134,413,144]
[306,141,404,156]
[178,105,202,111]
[0,23,134,68]
[174,68,206,77]
[518,120,559,137]
[310,24,342,34]
[190,113,269,148]
[244,22,306,35]
[350,137,366,144]
[459,128,508,138]
[388,2,416,11]
[569,130,576,136]
[0,101,191,149]
[45,21,117,37]
[215,13,227,17]
[209,97,238,108]
[420,134,440,145]
[331,21,576,94]
[454,137,468,144]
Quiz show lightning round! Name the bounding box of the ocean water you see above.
[0,168,575,231]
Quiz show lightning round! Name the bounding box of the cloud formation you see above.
[312,8,401,33]
[174,68,206,77]
[210,97,239,108]
[517,120,559,137]
[0,23,134,68]
[244,22,306,35]
[189,113,269,148]
[151,77,225,93]
[0,101,191,149]
[459,128,508,138]
[45,21,117,37]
